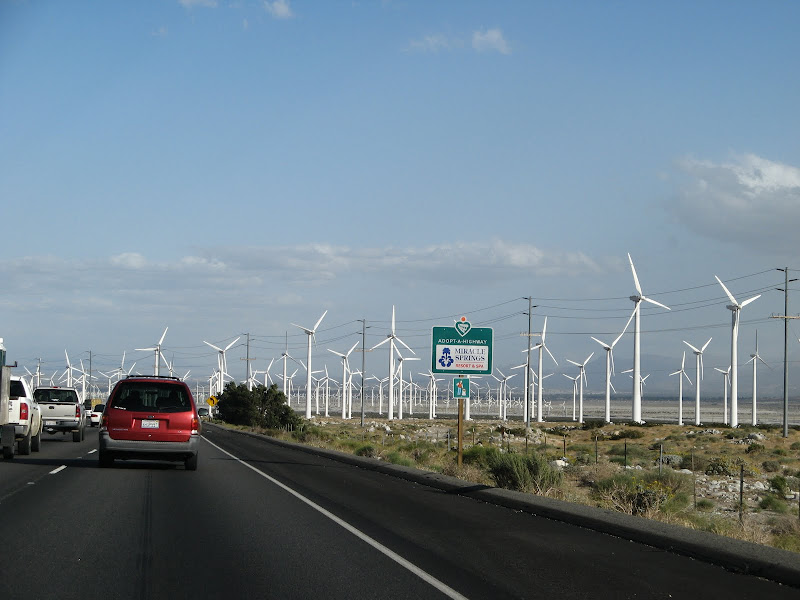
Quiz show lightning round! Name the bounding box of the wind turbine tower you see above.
[628,254,669,423]
[715,276,760,428]
[292,310,328,420]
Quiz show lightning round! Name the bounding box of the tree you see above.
[217,382,258,426]
[217,382,299,429]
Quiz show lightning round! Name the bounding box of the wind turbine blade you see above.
[346,341,360,356]
[544,344,558,366]
[591,337,611,350]
[370,337,391,351]
[225,337,241,352]
[715,275,738,305]
[566,359,580,367]
[614,307,637,346]
[628,253,642,295]
[702,337,712,352]
[700,355,705,380]
[740,294,761,308]
[313,310,328,332]
[391,305,396,335]
[291,323,312,334]
[683,372,692,384]
[159,327,168,346]
[681,351,686,370]
[395,337,415,354]
[641,295,670,311]
[136,347,157,352]
[203,341,223,352]
[541,316,548,341]
[328,349,346,358]
[583,352,594,365]
[683,340,701,353]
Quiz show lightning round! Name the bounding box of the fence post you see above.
[595,435,598,465]
[624,439,627,469]
[659,444,663,476]
[692,448,697,510]
[563,435,566,458]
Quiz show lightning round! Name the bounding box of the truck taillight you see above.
[20,403,29,421]
[76,405,82,418]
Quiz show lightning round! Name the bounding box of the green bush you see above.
[355,444,377,458]
[610,429,644,440]
[789,442,800,451]
[772,448,788,456]
[759,495,788,513]
[762,460,782,473]
[582,420,604,430]
[769,475,788,496]
[385,452,414,467]
[745,443,765,454]
[463,444,500,469]
[695,498,715,511]
[486,451,563,494]
[593,471,688,515]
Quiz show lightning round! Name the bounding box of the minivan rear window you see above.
[34,389,79,403]
[111,383,191,413]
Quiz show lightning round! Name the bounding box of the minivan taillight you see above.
[191,416,200,433]
[20,403,29,421]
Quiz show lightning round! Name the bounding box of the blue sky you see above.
[2,1,800,405]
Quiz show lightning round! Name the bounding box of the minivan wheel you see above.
[98,450,113,468]
[184,453,198,471]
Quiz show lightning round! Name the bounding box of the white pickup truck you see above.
[33,386,86,442]
[2,376,43,458]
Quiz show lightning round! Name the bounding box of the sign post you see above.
[457,397,464,467]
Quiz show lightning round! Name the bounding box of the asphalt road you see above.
[0,425,797,599]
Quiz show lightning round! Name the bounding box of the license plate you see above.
[45,420,56,426]
[141,419,160,429]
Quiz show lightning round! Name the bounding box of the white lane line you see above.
[87,449,97,455]
[203,437,469,600]
[49,465,67,475]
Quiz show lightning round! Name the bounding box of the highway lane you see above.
[0,424,796,599]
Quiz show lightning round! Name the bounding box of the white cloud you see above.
[406,34,454,53]
[151,26,168,38]
[111,252,148,269]
[472,28,511,55]
[264,0,293,19]
[178,0,217,7]
[671,153,800,253]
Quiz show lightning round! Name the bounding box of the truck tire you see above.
[31,424,42,452]
[19,428,32,455]
[2,445,13,459]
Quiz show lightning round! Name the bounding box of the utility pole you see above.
[521,297,538,428]
[358,319,367,428]
[241,333,256,391]
[772,268,798,438]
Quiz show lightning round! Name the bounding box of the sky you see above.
[2,1,800,407]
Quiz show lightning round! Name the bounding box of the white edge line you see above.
[49,465,67,475]
[202,436,469,600]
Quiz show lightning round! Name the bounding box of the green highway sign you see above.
[453,377,470,399]
[431,317,493,375]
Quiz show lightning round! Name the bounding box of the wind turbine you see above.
[715,365,731,425]
[136,327,168,376]
[746,331,769,426]
[370,306,414,420]
[628,253,670,423]
[291,310,328,419]
[683,337,711,426]
[591,309,635,423]
[669,351,692,426]
[329,341,359,420]
[526,317,558,423]
[203,337,241,395]
[394,352,420,420]
[491,369,516,421]
[566,352,593,424]
[562,373,579,421]
[715,275,760,428]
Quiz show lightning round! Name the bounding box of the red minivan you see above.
[99,376,201,470]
